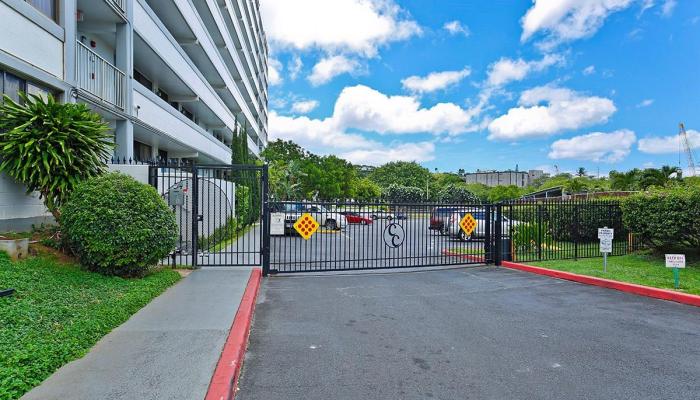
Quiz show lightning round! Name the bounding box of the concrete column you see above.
[151,142,159,160]
[115,120,134,161]
[61,0,77,103]
[115,6,134,116]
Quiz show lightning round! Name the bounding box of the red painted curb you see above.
[205,268,262,400]
[501,261,700,307]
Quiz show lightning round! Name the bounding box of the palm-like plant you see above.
[0,93,113,218]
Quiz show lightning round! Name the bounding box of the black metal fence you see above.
[502,199,642,263]
[138,160,642,274]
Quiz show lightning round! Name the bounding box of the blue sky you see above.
[260,0,700,175]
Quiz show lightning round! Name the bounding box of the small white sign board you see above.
[665,254,686,269]
[270,212,286,235]
[598,228,614,240]
[600,238,613,253]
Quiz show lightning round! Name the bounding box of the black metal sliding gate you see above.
[267,202,502,274]
[149,162,269,268]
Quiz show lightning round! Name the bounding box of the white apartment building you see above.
[0,0,268,229]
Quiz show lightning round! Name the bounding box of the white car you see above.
[446,210,518,241]
[370,210,395,220]
[273,202,346,232]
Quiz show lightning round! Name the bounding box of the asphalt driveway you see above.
[237,266,700,400]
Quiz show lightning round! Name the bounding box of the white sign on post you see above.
[270,212,286,236]
[599,238,613,253]
[665,254,686,269]
[598,228,614,240]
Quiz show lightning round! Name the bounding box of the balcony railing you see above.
[105,0,126,14]
[75,41,125,110]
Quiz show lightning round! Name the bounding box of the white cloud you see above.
[486,54,563,87]
[488,86,617,140]
[636,99,654,108]
[332,85,480,135]
[638,129,700,154]
[308,55,362,86]
[288,55,303,80]
[443,20,470,36]
[341,142,436,165]
[401,68,471,94]
[661,0,677,17]
[521,0,634,48]
[548,129,637,162]
[267,84,484,164]
[291,100,319,114]
[268,58,283,86]
[260,0,421,57]
[583,65,596,75]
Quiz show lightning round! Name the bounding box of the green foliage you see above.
[512,222,551,251]
[621,186,700,252]
[487,185,523,202]
[369,161,431,189]
[0,254,180,400]
[436,183,479,204]
[384,184,424,203]
[60,173,178,277]
[352,178,382,200]
[0,93,113,218]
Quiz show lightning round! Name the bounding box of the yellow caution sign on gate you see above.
[294,213,320,240]
[460,213,477,236]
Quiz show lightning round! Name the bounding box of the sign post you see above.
[665,254,686,289]
[598,227,614,272]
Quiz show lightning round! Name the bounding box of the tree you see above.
[639,168,670,189]
[609,169,640,191]
[352,178,381,200]
[0,93,112,218]
[369,161,431,189]
[437,184,480,204]
[384,184,424,203]
[565,178,588,194]
[577,167,587,177]
[487,185,523,202]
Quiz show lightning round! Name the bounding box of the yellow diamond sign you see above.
[294,213,320,240]
[460,213,477,236]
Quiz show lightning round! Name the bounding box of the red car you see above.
[342,212,373,225]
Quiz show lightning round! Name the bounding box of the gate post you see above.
[494,204,502,266]
[191,164,199,268]
[484,204,492,264]
[261,164,271,276]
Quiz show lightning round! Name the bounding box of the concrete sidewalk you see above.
[22,267,253,400]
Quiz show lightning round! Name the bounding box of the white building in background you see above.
[463,169,546,188]
[0,0,268,229]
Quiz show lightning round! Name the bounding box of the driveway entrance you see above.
[237,267,700,400]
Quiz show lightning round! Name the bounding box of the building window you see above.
[27,82,51,99]
[2,72,26,104]
[26,0,57,21]
[157,88,169,102]
[134,141,152,162]
[133,69,153,91]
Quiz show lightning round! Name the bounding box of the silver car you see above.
[446,210,518,241]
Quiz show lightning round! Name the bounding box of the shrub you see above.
[60,173,177,277]
[0,93,113,218]
[621,186,700,252]
[512,222,552,251]
[437,184,480,204]
[384,184,424,203]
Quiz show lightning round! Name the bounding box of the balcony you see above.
[105,0,126,14]
[75,40,126,110]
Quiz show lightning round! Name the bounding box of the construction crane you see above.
[679,123,697,177]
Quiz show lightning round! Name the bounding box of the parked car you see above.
[341,211,373,225]
[446,210,519,241]
[394,211,409,220]
[429,207,471,233]
[370,210,395,220]
[272,202,346,234]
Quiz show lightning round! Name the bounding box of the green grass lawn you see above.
[529,254,700,295]
[0,254,180,400]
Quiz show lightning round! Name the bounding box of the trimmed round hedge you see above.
[61,172,178,277]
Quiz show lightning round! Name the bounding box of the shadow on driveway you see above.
[237,266,700,400]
